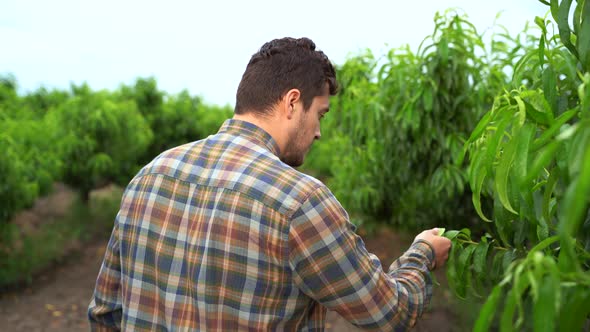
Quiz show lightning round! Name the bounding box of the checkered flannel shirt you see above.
[88,119,435,331]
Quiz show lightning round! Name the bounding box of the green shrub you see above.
[445,2,590,330]
[152,90,232,155]
[0,133,38,224]
[49,90,153,200]
[117,78,232,162]
[0,190,122,288]
[314,11,533,232]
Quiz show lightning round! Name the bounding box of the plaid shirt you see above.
[88,119,435,331]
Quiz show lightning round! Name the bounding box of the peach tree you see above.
[445,1,590,330]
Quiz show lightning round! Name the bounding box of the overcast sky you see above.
[1,0,548,106]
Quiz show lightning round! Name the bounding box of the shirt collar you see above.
[217,119,281,156]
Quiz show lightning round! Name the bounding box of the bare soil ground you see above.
[0,186,462,331]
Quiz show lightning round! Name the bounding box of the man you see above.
[89,37,451,331]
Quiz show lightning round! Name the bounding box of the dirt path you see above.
[0,226,461,331]
[0,240,106,331]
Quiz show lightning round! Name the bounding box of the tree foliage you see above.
[0,77,231,222]
[444,1,590,330]
[117,77,233,162]
[0,78,63,222]
[305,10,535,232]
[48,90,153,200]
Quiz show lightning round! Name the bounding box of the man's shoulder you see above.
[131,133,329,216]
[238,151,328,217]
[271,161,327,198]
[134,139,208,181]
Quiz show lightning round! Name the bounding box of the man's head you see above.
[234,37,338,167]
[235,37,338,116]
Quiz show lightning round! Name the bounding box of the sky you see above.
[1,0,549,107]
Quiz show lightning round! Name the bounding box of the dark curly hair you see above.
[234,37,338,115]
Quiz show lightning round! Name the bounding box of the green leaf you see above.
[532,109,577,151]
[534,275,557,332]
[558,286,590,332]
[473,284,503,332]
[557,239,578,273]
[456,244,477,298]
[459,111,493,165]
[502,249,516,273]
[472,167,491,222]
[485,113,512,176]
[491,250,505,282]
[557,0,578,58]
[443,230,460,240]
[446,242,459,296]
[423,87,433,112]
[513,218,527,250]
[524,141,560,184]
[527,269,539,301]
[512,264,531,329]
[539,33,546,69]
[513,52,537,82]
[559,131,590,237]
[495,131,519,214]
[494,191,514,247]
[466,112,492,144]
[439,37,449,67]
[514,123,535,189]
[549,0,559,20]
[580,74,590,117]
[472,240,491,293]
[542,67,557,112]
[459,228,472,239]
[577,0,590,71]
[573,0,582,35]
[542,168,559,224]
[528,236,559,257]
[536,216,550,242]
[472,240,490,273]
[567,121,590,178]
[524,100,552,126]
[500,289,518,332]
[514,96,527,127]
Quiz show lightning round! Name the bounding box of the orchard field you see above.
[1,1,589,331]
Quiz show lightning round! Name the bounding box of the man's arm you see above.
[288,186,436,331]
[88,221,123,332]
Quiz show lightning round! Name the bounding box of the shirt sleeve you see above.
[88,220,123,331]
[288,186,435,331]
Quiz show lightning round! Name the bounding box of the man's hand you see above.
[414,228,452,270]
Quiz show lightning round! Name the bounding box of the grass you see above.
[0,188,122,289]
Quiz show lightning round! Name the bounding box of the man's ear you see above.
[282,89,301,120]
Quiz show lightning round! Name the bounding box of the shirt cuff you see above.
[410,239,436,270]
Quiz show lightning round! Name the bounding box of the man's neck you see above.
[232,112,287,154]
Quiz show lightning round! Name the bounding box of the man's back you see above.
[89,119,331,330]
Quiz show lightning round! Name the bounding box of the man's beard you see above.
[281,137,306,167]
[281,122,308,167]
[282,153,305,167]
